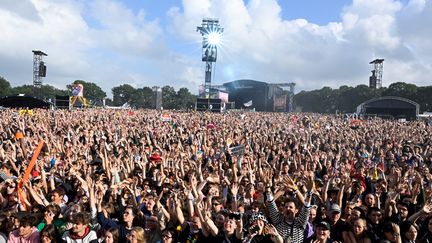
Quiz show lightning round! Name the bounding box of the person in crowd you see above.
[366,207,384,242]
[40,224,59,243]
[160,228,177,243]
[304,221,334,243]
[381,222,402,243]
[61,212,97,243]
[103,227,120,243]
[342,218,372,243]
[145,215,162,243]
[400,221,418,243]
[326,203,349,242]
[243,212,283,243]
[7,214,40,243]
[37,204,63,232]
[266,174,314,242]
[418,216,432,242]
[127,226,146,243]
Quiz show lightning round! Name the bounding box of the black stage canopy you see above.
[0,96,50,109]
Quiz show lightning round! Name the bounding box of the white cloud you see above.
[168,0,432,91]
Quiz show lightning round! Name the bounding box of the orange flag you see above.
[18,140,45,210]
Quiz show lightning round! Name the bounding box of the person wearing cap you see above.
[325,203,349,242]
[304,221,333,243]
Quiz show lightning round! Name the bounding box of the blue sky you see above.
[0,0,431,96]
[125,0,349,26]
[279,0,347,24]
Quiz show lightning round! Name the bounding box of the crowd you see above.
[0,108,432,243]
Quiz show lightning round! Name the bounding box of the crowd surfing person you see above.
[0,109,432,243]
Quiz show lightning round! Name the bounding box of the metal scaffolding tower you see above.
[269,83,296,112]
[32,50,47,87]
[369,59,384,89]
[153,86,162,110]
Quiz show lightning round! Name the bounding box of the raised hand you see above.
[86,176,94,190]
[265,224,278,236]
[230,183,239,196]
[423,199,432,214]
[281,175,298,191]
[305,174,315,192]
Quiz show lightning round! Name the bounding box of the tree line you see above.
[294,82,432,113]
[2,76,431,113]
[0,77,196,110]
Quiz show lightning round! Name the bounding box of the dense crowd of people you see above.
[0,108,432,243]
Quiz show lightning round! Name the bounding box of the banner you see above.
[229,145,245,156]
[219,91,229,103]
[273,94,287,111]
[244,100,252,107]
[72,84,84,97]
[161,113,172,122]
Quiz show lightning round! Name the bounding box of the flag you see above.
[244,100,252,107]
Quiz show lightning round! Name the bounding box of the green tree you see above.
[67,80,106,101]
[176,88,195,110]
[129,87,154,108]
[9,85,33,96]
[294,90,322,112]
[105,98,114,106]
[112,84,136,106]
[10,84,68,100]
[0,76,11,98]
[335,85,354,113]
[416,86,432,112]
[343,85,380,111]
[295,84,382,113]
[161,85,177,109]
[383,82,417,100]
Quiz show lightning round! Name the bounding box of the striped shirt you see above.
[267,200,310,243]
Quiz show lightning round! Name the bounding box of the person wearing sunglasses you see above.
[160,228,177,243]
[0,179,18,211]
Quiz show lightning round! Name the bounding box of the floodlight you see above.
[207,32,221,45]
[197,18,224,99]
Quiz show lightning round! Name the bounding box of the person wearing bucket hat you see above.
[244,212,283,243]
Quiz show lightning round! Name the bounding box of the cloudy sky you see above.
[0,0,431,96]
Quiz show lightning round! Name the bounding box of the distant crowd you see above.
[1,108,432,243]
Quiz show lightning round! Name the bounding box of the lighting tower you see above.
[153,86,162,110]
[197,18,224,98]
[32,50,47,87]
[369,59,384,89]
